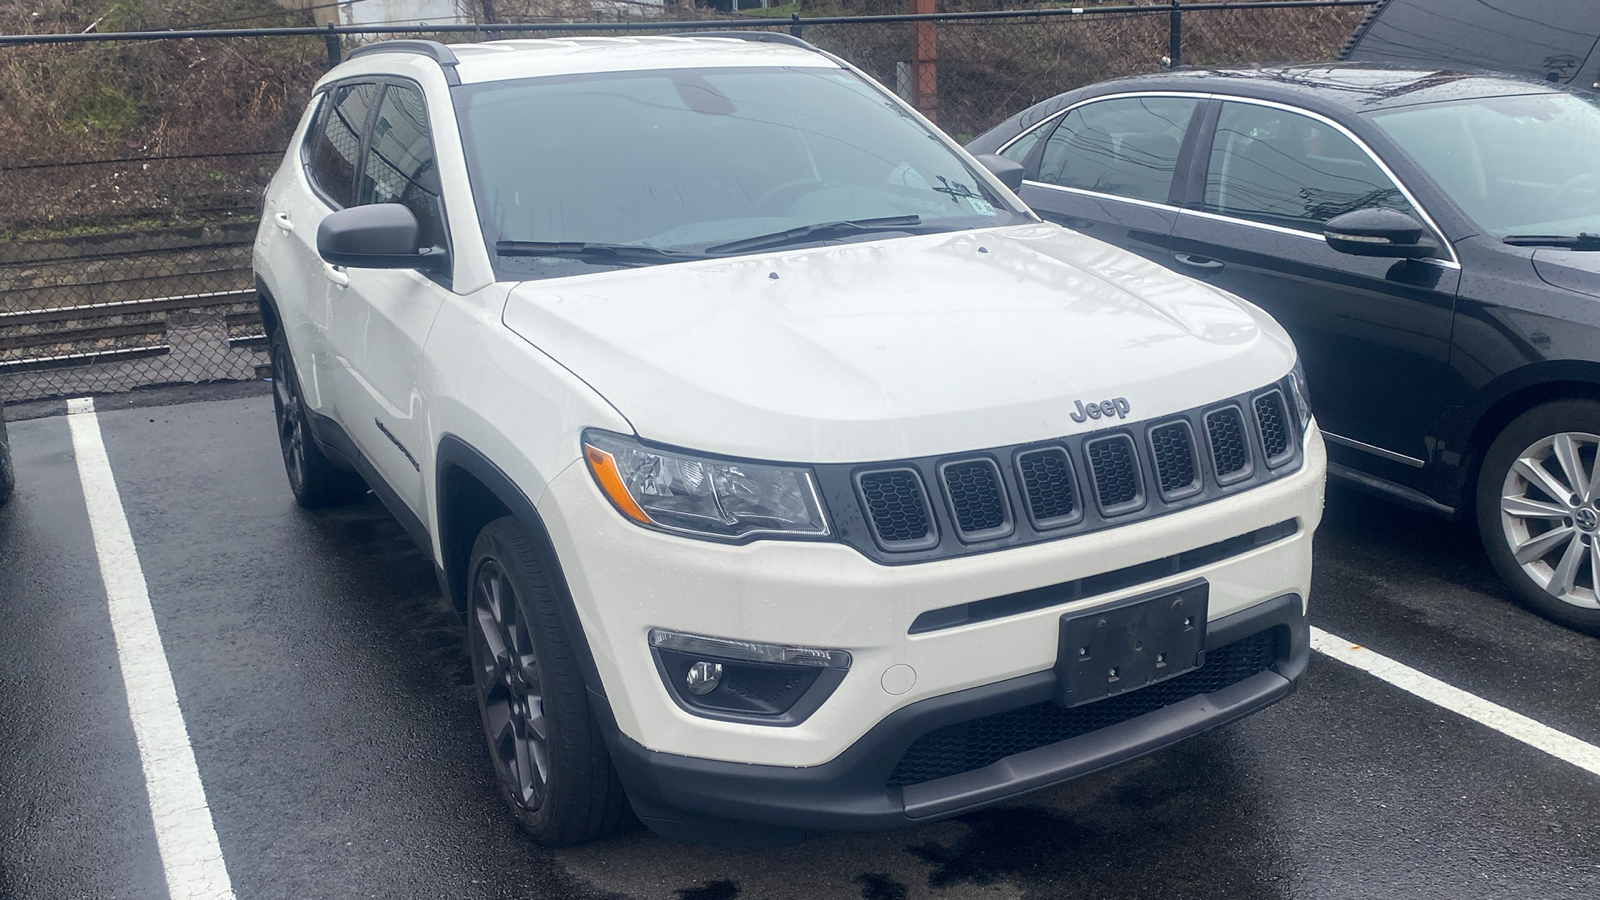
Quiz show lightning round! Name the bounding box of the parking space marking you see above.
[1311,626,1600,777]
[67,398,237,900]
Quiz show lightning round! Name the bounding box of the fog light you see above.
[685,661,723,695]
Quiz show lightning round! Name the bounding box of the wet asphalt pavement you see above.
[1,385,1597,900]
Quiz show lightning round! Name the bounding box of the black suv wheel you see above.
[269,329,366,508]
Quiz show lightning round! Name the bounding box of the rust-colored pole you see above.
[911,0,937,124]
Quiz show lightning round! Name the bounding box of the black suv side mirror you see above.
[1323,208,1436,259]
[973,153,1026,192]
[317,204,446,270]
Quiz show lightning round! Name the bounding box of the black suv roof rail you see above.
[668,31,817,51]
[345,39,461,84]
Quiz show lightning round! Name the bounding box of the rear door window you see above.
[1203,101,1414,233]
[1034,97,1199,204]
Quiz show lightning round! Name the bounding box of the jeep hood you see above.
[502,223,1296,463]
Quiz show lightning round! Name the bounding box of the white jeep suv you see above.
[253,34,1326,846]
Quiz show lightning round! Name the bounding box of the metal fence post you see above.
[911,0,937,124]
[1168,0,1182,68]
[324,22,341,68]
[791,12,803,39]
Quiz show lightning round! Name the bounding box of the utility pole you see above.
[911,0,937,124]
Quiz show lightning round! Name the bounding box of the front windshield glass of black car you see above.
[454,66,1027,278]
[1368,92,1600,239]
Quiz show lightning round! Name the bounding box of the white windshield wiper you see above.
[1502,233,1600,249]
[495,241,709,264]
[703,215,930,256]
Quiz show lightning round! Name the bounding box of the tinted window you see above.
[1035,97,1198,203]
[1347,0,1600,85]
[999,116,1052,165]
[455,67,1027,280]
[358,85,444,248]
[308,83,379,209]
[1205,101,1412,232]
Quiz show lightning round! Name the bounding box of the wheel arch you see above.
[1451,362,1600,508]
[255,275,282,338]
[435,434,613,706]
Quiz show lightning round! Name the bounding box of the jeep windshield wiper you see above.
[495,241,708,264]
[1502,233,1600,249]
[703,215,928,255]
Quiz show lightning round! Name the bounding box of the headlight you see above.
[1288,358,1313,433]
[581,430,830,540]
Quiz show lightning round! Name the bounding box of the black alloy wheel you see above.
[466,516,629,845]
[268,329,365,508]
[470,555,551,811]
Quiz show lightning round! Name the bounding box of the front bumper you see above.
[611,592,1305,840]
[538,427,1323,769]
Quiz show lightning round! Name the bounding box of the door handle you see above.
[272,211,294,232]
[322,262,349,287]
[1173,253,1225,273]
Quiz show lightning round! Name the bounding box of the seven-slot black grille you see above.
[846,379,1301,558]
[1086,435,1142,513]
[942,459,1010,538]
[886,629,1278,788]
[1017,448,1079,527]
[1149,421,1199,497]
[857,469,934,546]
[1205,406,1251,480]
[1254,390,1291,466]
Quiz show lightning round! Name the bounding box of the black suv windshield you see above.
[453,66,1027,279]
[1368,92,1600,240]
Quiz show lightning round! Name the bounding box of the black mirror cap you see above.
[317,203,445,270]
[974,153,1026,192]
[1324,207,1436,259]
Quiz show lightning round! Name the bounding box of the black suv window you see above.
[1035,97,1199,204]
[358,84,444,248]
[1204,101,1413,233]
[307,83,380,209]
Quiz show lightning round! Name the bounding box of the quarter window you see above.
[307,82,380,209]
[1204,101,1414,232]
[1035,97,1199,204]
[999,117,1052,165]
[358,85,444,248]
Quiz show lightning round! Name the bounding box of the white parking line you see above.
[67,398,236,900]
[1311,626,1600,778]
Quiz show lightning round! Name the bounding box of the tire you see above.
[466,516,628,846]
[1476,399,1600,636]
[0,426,13,509]
[268,329,365,508]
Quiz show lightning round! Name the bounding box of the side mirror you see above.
[974,153,1026,192]
[1323,208,1435,259]
[317,203,445,270]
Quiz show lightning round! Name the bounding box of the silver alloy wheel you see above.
[1499,431,1600,609]
[469,558,550,811]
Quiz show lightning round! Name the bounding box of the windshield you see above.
[1368,92,1600,239]
[453,66,1027,279]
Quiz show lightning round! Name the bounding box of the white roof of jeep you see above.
[342,36,843,86]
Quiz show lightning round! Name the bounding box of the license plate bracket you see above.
[1055,579,1208,708]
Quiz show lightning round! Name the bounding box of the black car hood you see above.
[1533,249,1600,301]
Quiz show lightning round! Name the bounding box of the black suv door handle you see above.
[1173,253,1225,273]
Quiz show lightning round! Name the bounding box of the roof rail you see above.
[345,39,462,85]
[669,31,817,51]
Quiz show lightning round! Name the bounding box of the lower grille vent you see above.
[886,630,1278,788]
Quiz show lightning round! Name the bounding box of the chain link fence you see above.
[0,1,1371,404]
